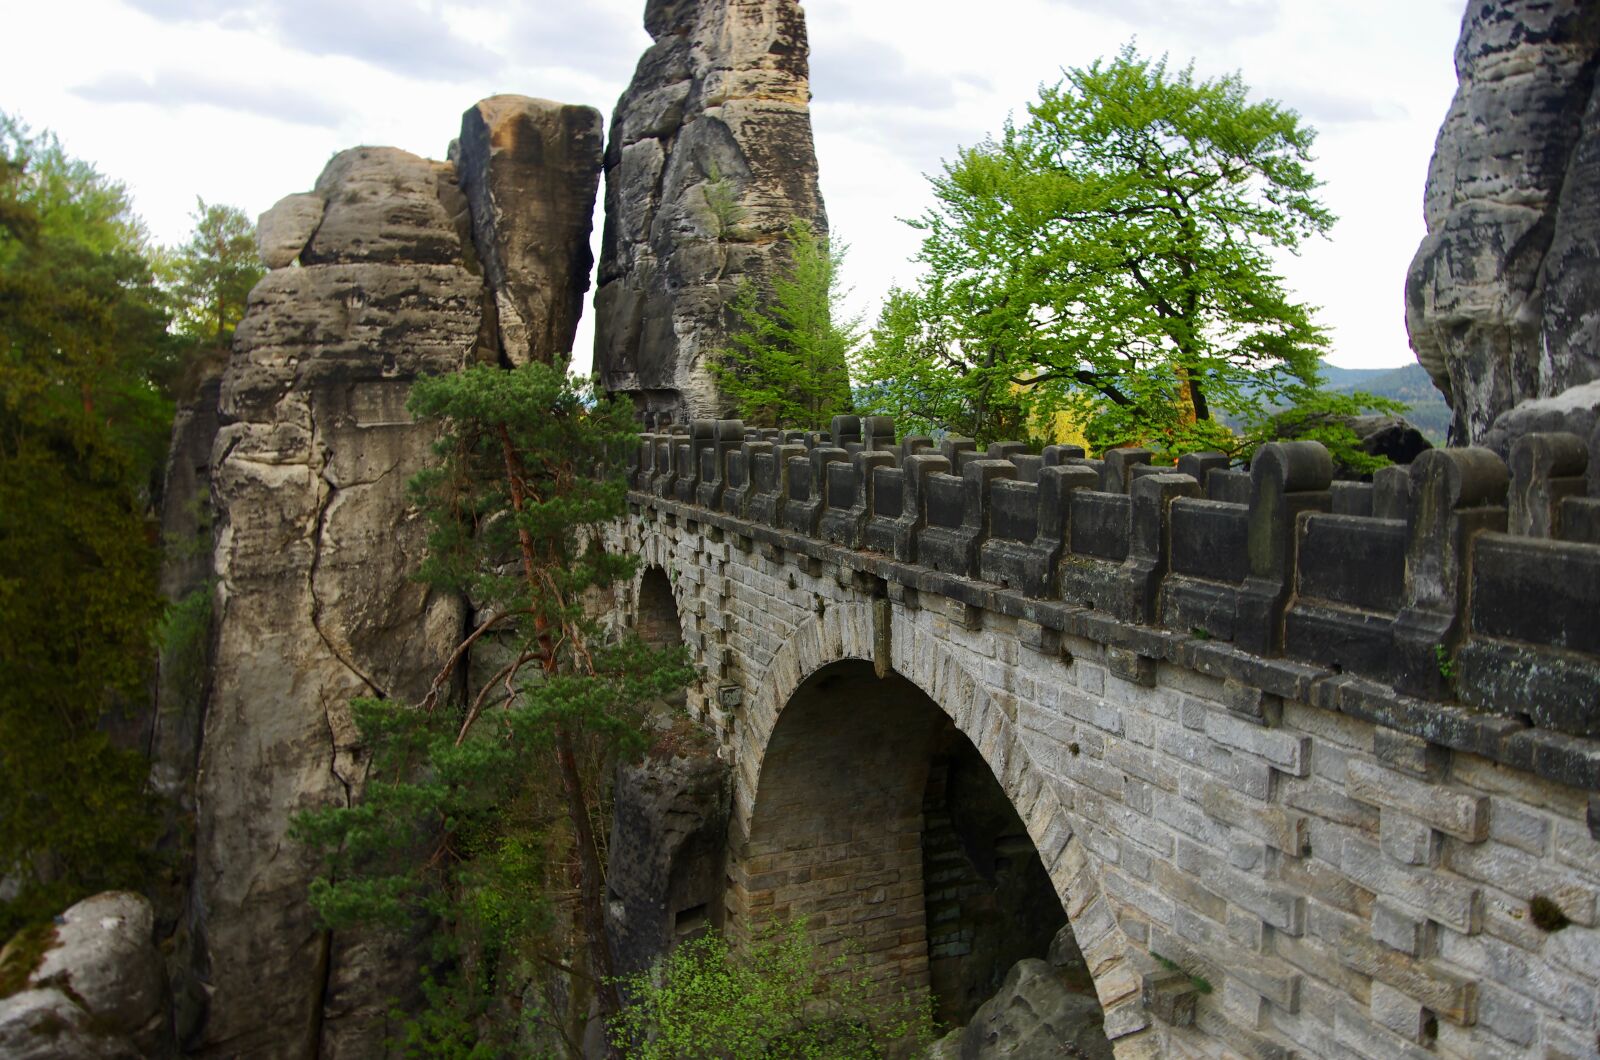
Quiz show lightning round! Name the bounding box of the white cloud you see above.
[4,0,1466,371]
[809,36,965,108]
[122,0,492,81]
[1045,0,1283,42]
[73,70,346,128]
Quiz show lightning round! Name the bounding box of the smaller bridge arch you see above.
[620,528,687,653]
[633,565,683,652]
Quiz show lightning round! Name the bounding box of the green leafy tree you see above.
[856,285,1032,443]
[856,45,1352,456]
[0,113,171,935]
[608,919,935,1059]
[714,220,857,429]
[158,198,263,394]
[292,363,693,1056]
[1246,387,1410,477]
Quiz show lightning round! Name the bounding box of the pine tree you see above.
[293,363,692,1055]
[713,220,857,428]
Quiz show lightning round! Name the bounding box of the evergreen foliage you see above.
[854,45,1392,462]
[714,220,857,428]
[292,363,693,1056]
[608,919,935,1059]
[0,114,171,935]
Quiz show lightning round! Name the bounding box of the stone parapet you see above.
[625,415,1600,785]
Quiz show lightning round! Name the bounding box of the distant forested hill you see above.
[1318,361,1450,443]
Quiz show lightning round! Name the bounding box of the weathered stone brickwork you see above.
[608,414,1600,1058]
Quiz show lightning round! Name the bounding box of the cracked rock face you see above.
[456,95,604,366]
[605,723,730,979]
[176,95,606,1057]
[1406,0,1600,445]
[594,0,828,422]
[189,145,481,1059]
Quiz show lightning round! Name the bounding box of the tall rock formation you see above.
[182,96,602,1058]
[1406,1,1600,444]
[456,96,604,366]
[192,145,486,1059]
[594,0,828,422]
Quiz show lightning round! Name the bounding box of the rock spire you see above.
[178,97,601,1057]
[594,0,829,422]
[1406,0,1600,445]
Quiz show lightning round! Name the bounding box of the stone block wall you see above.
[728,662,936,999]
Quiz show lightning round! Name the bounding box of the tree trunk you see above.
[555,724,623,1047]
[498,423,623,1051]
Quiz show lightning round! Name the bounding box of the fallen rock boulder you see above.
[928,956,1112,1060]
[1482,378,1600,458]
[0,892,170,1059]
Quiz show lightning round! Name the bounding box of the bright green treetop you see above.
[609,919,934,1059]
[158,197,263,393]
[857,45,1342,455]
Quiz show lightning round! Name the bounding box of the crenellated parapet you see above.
[627,415,1600,790]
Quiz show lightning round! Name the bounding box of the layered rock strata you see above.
[183,96,602,1058]
[594,0,828,421]
[1406,0,1600,444]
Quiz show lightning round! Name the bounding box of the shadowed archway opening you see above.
[732,659,1098,1035]
[634,566,682,651]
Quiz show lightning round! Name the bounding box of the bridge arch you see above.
[726,600,1158,1049]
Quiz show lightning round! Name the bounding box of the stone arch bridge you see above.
[608,415,1600,1059]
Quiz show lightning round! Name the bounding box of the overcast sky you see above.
[4,0,1466,374]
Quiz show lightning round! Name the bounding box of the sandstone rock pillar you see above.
[1406,1,1600,444]
[189,146,485,1058]
[594,0,829,422]
[456,96,604,366]
[184,104,605,1054]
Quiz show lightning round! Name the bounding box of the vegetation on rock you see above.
[714,220,858,429]
[292,362,694,1056]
